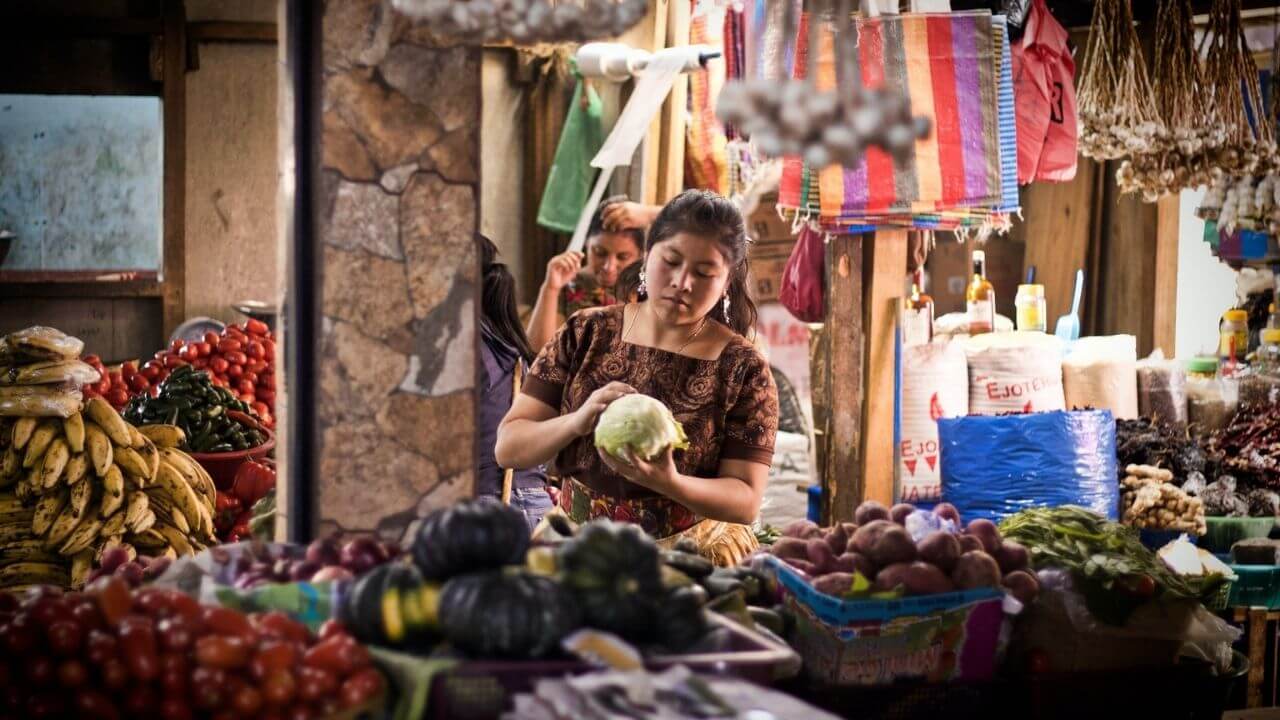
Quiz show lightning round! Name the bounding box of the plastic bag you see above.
[0,360,101,387]
[778,225,825,323]
[899,342,968,504]
[964,331,1065,415]
[0,386,83,418]
[1062,335,1138,419]
[536,78,604,234]
[1137,351,1188,427]
[1012,0,1077,184]
[938,409,1117,524]
[0,326,84,364]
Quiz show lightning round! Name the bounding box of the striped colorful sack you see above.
[686,0,730,194]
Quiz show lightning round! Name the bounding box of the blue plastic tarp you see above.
[938,410,1118,524]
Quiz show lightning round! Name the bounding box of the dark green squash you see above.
[556,520,663,640]
[655,585,709,652]
[412,497,530,581]
[341,562,439,649]
[438,569,581,659]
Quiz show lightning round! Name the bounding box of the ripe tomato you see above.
[199,606,254,640]
[230,680,264,715]
[129,374,151,392]
[204,331,221,345]
[170,339,185,351]
[121,361,137,378]
[228,364,243,379]
[338,668,384,709]
[238,379,256,396]
[242,371,259,386]
[296,666,337,702]
[246,319,270,336]
[247,341,265,359]
[210,357,229,374]
[225,351,248,366]
[55,659,88,689]
[261,668,297,706]
[218,339,243,354]
[45,619,83,656]
[108,388,130,408]
[253,612,309,644]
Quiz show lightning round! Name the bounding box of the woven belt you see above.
[558,476,701,538]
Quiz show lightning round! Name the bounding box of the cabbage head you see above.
[594,394,689,462]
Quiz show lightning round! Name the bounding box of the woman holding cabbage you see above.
[497,190,778,565]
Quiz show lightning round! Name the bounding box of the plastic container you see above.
[190,430,275,491]
[1242,328,1280,407]
[1015,284,1047,332]
[1219,309,1250,373]
[1223,563,1280,608]
[1136,355,1188,428]
[1199,515,1276,553]
[420,612,801,720]
[758,555,1004,686]
[1186,361,1238,436]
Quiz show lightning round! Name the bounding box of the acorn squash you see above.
[341,561,439,649]
[655,585,709,652]
[438,569,581,659]
[412,497,530,581]
[556,520,663,641]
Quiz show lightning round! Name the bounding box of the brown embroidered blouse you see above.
[522,304,780,502]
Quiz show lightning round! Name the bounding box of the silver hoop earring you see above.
[638,271,647,297]
[722,295,731,322]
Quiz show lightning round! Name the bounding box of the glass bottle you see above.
[903,269,934,346]
[966,250,996,335]
[1015,284,1047,332]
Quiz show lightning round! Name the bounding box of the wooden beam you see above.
[862,230,906,507]
[161,0,187,339]
[0,280,164,299]
[0,16,162,38]
[655,0,690,202]
[641,0,670,206]
[188,21,277,43]
[821,234,864,524]
[1152,194,1180,357]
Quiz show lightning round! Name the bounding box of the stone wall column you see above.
[315,0,479,542]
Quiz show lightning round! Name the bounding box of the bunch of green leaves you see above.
[999,506,1227,625]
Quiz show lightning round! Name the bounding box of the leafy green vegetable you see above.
[594,394,688,462]
[999,506,1228,625]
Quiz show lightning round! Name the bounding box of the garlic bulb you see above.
[388,0,647,43]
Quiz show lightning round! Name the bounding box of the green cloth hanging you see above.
[537,77,604,234]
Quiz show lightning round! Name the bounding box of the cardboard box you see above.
[759,556,1005,686]
[747,192,797,244]
[750,251,792,304]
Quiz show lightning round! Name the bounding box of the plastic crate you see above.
[1225,563,1280,609]
[1200,516,1274,553]
[422,613,800,720]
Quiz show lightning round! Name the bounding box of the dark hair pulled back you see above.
[645,189,758,337]
[477,234,536,364]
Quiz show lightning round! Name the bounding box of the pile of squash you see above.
[339,497,715,660]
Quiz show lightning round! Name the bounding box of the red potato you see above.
[934,502,961,526]
[965,519,1002,554]
[783,558,817,575]
[917,531,962,573]
[874,561,955,596]
[952,550,1002,589]
[835,552,878,579]
[825,524,850,556]
[890,503,917,525]
[806,538,837,574]
[994,541,1030,574]
[851,520,894,556]
[854,500,891,525]
[1002,570,1040,604]
[958,534,984,554]
[781,519,822,539]
[867,525,918,567]
[811,572,857,597]
[770,537,809,561]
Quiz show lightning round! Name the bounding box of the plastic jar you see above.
[1187,358,1238,436]
[1219,309,1250,372]
[1015,284,1047,333]
[1242,329,1280,407]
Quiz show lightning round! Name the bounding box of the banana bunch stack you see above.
[0,397,217,590]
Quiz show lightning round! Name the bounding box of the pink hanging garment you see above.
[1013,0,1077,184]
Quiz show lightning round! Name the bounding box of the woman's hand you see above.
[568,382,634,437]
[601,202,659,232]
[542,251,583,293]
[598,445,679,494]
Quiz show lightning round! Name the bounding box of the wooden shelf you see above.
[0,270,159,284]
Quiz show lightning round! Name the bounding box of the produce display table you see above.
[1232,607,1280,708]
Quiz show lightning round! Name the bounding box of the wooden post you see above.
[641,0,670,205]
[656,0,690,203]
[821,234,864,524]
[161,0,187,338]
[862,229,906,506]
[1152,194,1180,357]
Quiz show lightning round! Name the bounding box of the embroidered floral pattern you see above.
[524,304,779,535]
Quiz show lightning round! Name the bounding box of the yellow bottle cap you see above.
[1264,328,1280,344]
[1224,309,1249,323]
[1017,284,1045,297]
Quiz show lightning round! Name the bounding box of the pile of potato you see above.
[1120,464,1206,534]
[767,500,1040,605]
